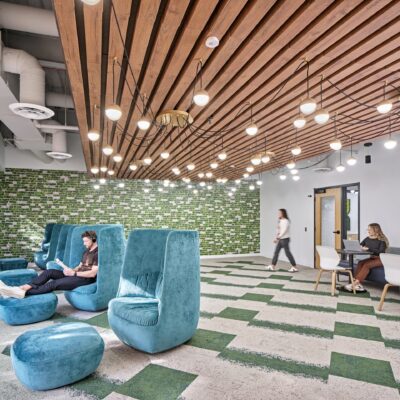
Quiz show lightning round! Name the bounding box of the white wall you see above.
[260,138,400,268]
[0,134,4,171]
[4,132,86,171]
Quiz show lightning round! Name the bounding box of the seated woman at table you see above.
[346,223,388,291]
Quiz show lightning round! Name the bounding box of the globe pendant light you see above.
[299,60,316,115]
[100,166,108,172]
[314,76,329,124]
[251,156,261,166]
[82,0,101,5]
[377,82,392,114]
[90,166,99,174]
[246,166,254,173]
[218,151,227,161]
[300,98,317,115]
[105,104,122,121]
[107,170,115,176]
[293,114,306,129]
[137,116,151,130]
[290,169,298,175]
[160,151,170,159]
[99,178,106,184]
[245,102,258,136]
[129,163,138,171]
[384,137,397,149]
[286,161,296,169]
[210,162,218,169]
[102,145,113,156]
[336,150,345,172]
[172,167,181,175]
[347,139,357,166]
[292,175,300,181]
[113,153,123,163]
[193,61,210,106]
[187,163,195,171]
[198,173,205,178]
[143,156,152,165]
[206,172,213,178]
[291,146,302,156]
[88,129,100,141]
[243,173,249,178]
[330,116,342,150]
[261,155,270,163]
[279,174,287,180]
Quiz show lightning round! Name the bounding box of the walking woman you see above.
[266,209,298,272]
[346,223,388,291]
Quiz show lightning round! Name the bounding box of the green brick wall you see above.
[0,169,260,260]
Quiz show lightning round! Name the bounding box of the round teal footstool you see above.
[0,269,38,286]
[0,293,58,325]
[11,323,105,390]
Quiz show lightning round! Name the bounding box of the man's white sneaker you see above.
[288,266,299,273]
[265,265,276,271]
[0,285,26,299]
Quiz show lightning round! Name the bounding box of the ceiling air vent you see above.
[313,167,332,173]
[9,103,54,120]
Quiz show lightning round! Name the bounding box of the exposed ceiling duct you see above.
[0,2,58,37]
[39,119,72,160]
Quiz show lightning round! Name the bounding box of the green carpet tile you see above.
[186,328,236,352]
[116,364,197,400]
[334,322,383,342]
[218,307,259,321]
[330,352,397,388]
[336,303,375,315]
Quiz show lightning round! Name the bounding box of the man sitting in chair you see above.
[0,231,98,299]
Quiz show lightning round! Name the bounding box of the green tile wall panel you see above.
[0,169,260,260]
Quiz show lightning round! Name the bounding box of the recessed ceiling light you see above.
[205,36,219,48]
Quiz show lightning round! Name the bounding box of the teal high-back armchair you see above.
[34,224,63,269]
[41,223,55,250]
[108,229,200,353]
[64,224,125,311]
[46,225,78,270]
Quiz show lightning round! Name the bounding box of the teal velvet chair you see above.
[46,224,78,271]
[64,224,125,311]
[41,223,55,250]
[34,224,63,269]
[108,229,200,354]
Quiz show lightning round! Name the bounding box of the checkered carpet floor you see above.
[1,257,400,400]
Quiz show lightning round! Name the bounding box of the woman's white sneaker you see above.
[288,266,299,273]
[0,285,26,299]
[265,265,276,271]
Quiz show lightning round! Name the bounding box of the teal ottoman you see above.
[0,258,28,271]
[11,323,105,390]
[0,293,58,325]
[0,269,38,286]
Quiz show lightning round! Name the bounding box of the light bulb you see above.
[129,163,138,171]
[235,179,241,184]
[347,156,357,166]
[228,192,233,197]
[113,153,123,163]
[330,139,342,151]
[207,185,212,190]
[107,170,115,176]
[99,178,106,184]
[182,177,191,183]
[293,115,306,129]
[137,117,151,130]
[231,187,237,192]
[299,98,317,115]
[160,151,170,159]
[210,162,218,169]
[170,183,176,188]
[206,172,213,178]
[143,188,150,193]
[377,100,392,114]
[292,175,300,181]
[256,180,262,186]
[93,184,100,190]
[193,90,209,106]
[199,182,206,187]
[187,184,193,189]
[279,174,287,180]
[158,188,163,192]
[143,157,152,165]
[187,163,195,171]
[218,152,227,161]
[245,123,258,136]
[105,104,122,121]
[251,157,261,166]
[82,0,101,5]
[336,164,345,172]
[90,167,99,174]
[163,180,170,187]
[243,173,249,178]
[291,146,302,156]
[246,166,254,173]
[100,166,108,172]
[193,189,198,194]
[384,138,397,149]
[102,145,113,156]
[314,108,330,124]
[221,178,228,183]
[261,155,270,163]
[290,169,298,175]
[286,161,296,169]
[249,184,255,191]
[198,173,205,178]
[172,167,181,175]
[118,182,125,188]
[87,129,100,141]
[144,179,150,183]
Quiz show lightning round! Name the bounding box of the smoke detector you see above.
[313,167,332,173]
[9,103,54,120]
[46,151,72,160]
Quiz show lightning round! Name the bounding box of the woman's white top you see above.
[277,218,290,239]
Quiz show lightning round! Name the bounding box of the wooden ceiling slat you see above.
[53,0,400,181]
[148,2,400,179]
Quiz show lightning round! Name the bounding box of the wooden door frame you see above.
[313,182,360,269]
